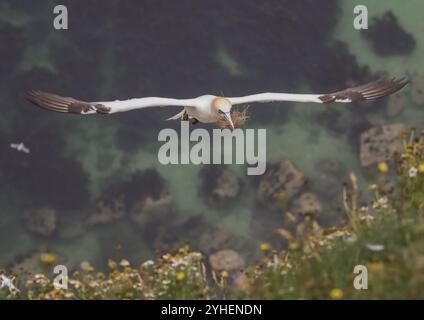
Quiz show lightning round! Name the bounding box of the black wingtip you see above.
[24,90,40,104]
[397,77,409,88]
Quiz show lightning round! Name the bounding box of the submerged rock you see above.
[359,124,405,166]
[88,169,172,227]
[291,193,322,217]
[199,166,242,205]
[361,11,416,56]
[307,41,372,92]
[257,159,306,211]
[25,207,57,237]
[209,249,244,272]
[129,193,172,227]
[88,197,126,226]
[199,227,244,255]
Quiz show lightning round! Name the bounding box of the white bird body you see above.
[10,142,30,154]
[25,78,408,129]
[180,95,218,123]
[98,94,220,124]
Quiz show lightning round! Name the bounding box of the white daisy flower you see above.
[360,206,369,213]
[409,167,418,178]
[366,243,385,252]
[142,260,155,267]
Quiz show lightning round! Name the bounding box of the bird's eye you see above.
[218,110,225,114]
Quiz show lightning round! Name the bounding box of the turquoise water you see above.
[0,1,423,272]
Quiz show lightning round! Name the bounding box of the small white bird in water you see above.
[10,142,30,154]
[25,78,408,130]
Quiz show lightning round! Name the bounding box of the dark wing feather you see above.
[25,90,111,114]
[318,78,408,103]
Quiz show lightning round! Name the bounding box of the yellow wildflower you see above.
[221,270,229,278]
[368,184,377,191]
[108,259,117,269]
[178,246,190,255]
[418,163,424,173]
[96,272,105,280]
[377,161,389,173]
[260,242,271,252]
[162,254,172,261]
[176,271,186,281]
[189,252,202,260]
[39,253,58,265]
[124,267,132,273]
[330,288,344,299]
[120,259,130,267]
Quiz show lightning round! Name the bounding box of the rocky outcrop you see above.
[257,159,306,210]
[199,227,244,255]
[200,166,242,205]
[291,193,322,217]
[129,193,172,226]
[88,197,125,226]
[209,249,245,272]
[361,11,416,56]
[87,169,172,227]
[359,124,405,166]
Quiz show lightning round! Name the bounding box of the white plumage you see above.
[26,78,408,129]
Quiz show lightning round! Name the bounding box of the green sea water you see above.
[1,1,423,271]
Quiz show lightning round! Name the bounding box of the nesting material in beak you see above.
[217,108,249,130]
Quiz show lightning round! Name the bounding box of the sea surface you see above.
[0,0,423,271]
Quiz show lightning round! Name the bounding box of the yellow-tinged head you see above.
[212,97,234,130]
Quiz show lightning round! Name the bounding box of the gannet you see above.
[25,78,408,130]
[10,142,30,154]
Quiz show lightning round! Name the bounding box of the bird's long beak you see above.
[224,112,234,130]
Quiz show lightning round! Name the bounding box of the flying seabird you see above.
[10,142,30,154]
[25,78,408,130]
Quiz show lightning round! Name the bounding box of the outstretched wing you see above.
[25,90,196,115]
[317,78,408,103]
[227,78,408,105]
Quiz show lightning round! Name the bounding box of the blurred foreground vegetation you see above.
[1,128,424,300]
